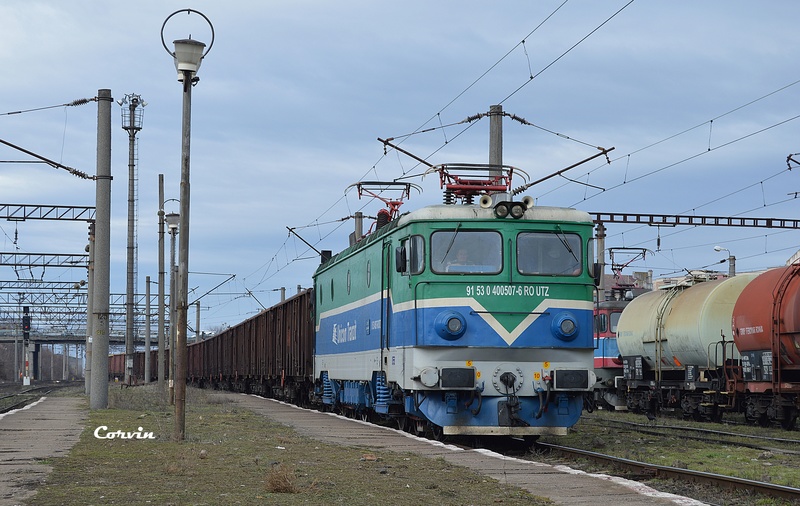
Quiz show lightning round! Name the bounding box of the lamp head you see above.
[173,38,206,81]
[165,212,180,232]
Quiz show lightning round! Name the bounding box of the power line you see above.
[0,97,95,116]
[251,2,639,288]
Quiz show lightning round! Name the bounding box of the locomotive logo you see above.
[332,321,358,345]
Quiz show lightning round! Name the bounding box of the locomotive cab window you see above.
[431,230,502,274]
[595,313,608,333]
[397,235,425,275]
[609,311,622,333]
[517,231,582,276]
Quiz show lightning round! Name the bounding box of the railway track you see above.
[0,383,69,414]
[582,416,800,455]
[534,441,800,503]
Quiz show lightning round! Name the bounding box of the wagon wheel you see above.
[708,407,724,424]
[781,408,798,430]
[751,413,771,428]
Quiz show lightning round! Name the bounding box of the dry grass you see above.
[31,384,548,506]
[265,463,299,494]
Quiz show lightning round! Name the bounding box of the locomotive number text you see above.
[465,284,550,297]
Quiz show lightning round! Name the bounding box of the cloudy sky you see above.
[2,1,800,334]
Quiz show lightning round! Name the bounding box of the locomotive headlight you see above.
[551,312,579,341]
[447,317,463,334]
[509,202,526,219]
[493,202,510,218]
[494,201,526,219]
[434,311,467,340]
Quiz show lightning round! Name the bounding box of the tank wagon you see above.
[113,164,601,438]
[732,265,800,427]
[614,266,800,428]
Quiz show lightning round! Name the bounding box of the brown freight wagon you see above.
[187,289,314,403]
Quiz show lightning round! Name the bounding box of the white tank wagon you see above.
[615,273,759,419]
[617,273,759,371]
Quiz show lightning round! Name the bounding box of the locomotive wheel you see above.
[430,424,445,441]
[396,416,407,432]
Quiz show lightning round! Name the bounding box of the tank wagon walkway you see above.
[0,397,86,506]
[224,393,704,506]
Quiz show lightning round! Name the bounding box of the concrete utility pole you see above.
[85,223,95,395]
[145,275,151,382]
[166,211,179,405]
[489,104,505,202]
[596,222,606,294]
[90,89,112,410]
[157,175,166,390]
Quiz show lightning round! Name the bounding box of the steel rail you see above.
[535,441,800,502]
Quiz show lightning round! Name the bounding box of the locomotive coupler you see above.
[497,372,529,426]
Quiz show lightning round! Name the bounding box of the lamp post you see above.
[714,245,736,277]
[165,211,179,405]
[162,8,213,441]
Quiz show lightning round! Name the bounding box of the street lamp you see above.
[161,9,214,441]
[165,211,179,405]
[714,245,736,277]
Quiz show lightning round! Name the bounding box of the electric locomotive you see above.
[313,164,599,437]
[591,284,632,410]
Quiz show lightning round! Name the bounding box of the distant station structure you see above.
[0,204,166,382]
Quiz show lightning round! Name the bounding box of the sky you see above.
[2,1,800,336]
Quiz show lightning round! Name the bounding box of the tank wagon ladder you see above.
[653,287,682,383]
[704,335,739,421]
[647,287,683,414]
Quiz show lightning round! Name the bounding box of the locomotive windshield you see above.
[431,230,502,274]
[517,232,582,276]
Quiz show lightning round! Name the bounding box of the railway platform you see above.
[225,393,705,506]
[0,396,86,506]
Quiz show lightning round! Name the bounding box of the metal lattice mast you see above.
[120,94,145,384]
